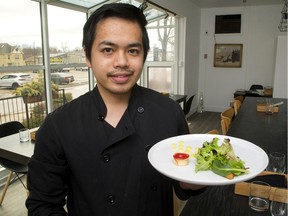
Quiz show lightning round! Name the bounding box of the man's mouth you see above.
[108,73,132,84]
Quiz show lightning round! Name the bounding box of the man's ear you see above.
[84,48,92,67]
[85,58,92,68]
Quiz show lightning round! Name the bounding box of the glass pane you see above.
[48,5,85,52]
[148,67,171,93]
[146,17,175,61]
[0,0,44,128]
[0,0,89,128]
[47,5,89,102]
[56,0,107,8]
[0,0,42,68]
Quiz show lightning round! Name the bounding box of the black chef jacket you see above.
[26,85,190,216]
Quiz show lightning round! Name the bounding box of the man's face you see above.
[86,17,144,97]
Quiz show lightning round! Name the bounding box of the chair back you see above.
[221,107,235,120]
[249,84,263,91]
[221,107,235,135]
[206,129,219,135]
[0,121,27,205]
[234,99,242,116]
[221,119,229,135]
[234,95,244,103]
[0,121,25,138]
[183,95,195,116]
[245,92,259,97]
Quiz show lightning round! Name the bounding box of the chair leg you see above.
[15,173,27,190]
[0,171,13,205]
[26,175,29,197]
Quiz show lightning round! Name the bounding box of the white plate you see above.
[148,134,268,186]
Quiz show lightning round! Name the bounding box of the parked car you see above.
[51,68,71,73]
[75,66,88,71]
[61,67,71,72]
[51,73,75,84]
[0,73,33,89]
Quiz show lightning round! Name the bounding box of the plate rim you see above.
[148,134,269,186]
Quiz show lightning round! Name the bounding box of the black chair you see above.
[249,84,263,91]
[183,95,195,117]
[245,92,260,97]
[0,121,28,205]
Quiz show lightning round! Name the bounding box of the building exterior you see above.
[34,51,85,65]
[0,43,26,67]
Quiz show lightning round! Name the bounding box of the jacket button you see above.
[150,184,158,191]
[103,154,110,163]
[98,115,105,121]
[107,195,116,204]
[137,107,144,113]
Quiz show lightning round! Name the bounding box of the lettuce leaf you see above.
[194,138,248,179]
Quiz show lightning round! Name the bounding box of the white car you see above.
[0,73,33,89]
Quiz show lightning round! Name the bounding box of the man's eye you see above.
[129,49,139,55]
[103,48,113,53]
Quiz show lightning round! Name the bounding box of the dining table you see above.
[169,94,187,109]
[180,97,287,216]
[234,90,272,98]
[0,128,37,165]
[228,97,287,155]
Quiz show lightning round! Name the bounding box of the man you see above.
[26,3,200,215]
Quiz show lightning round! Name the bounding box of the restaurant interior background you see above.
[0,0,287,211]
[0,0,286,112]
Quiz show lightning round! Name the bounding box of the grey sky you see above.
[0,0,86,50]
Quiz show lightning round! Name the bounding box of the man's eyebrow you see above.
[99,40,115,46]
[98,41,142,48]
[127,42,142,48]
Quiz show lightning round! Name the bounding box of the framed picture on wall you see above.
[214,44,243,68]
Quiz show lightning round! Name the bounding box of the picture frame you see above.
[214,44,243,68]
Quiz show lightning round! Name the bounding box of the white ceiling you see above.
[188,0,283,8]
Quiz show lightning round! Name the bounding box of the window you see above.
[0,0,182,128]
[146,17,175,62]
[0,0,88,128]
[142,16,177,93]
[148,67,172,93]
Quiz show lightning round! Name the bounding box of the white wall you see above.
[198,4,286,111]
[152,1,286,112]
[273,35,287,98]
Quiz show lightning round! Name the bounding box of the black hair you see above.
[82,3,150,62]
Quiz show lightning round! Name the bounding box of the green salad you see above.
[194,137,249,179]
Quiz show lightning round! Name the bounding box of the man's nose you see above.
[113,51,128,67]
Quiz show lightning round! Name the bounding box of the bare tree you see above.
[156,17,174,61]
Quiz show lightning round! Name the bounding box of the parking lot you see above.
[0,69,90,99]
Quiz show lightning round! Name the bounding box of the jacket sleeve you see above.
[25,115,69,216]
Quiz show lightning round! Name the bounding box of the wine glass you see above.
[266,152,286,174]
[270,188,287,216]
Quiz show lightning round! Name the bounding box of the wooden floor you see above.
[0,175,28,216]
[187,111,222,134]
[0,111,221,216]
